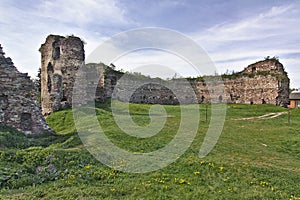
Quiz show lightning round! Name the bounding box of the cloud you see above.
[35,0,131,28]
[0,0,132,77]
[0,0,299,87]
[194,4,298,47]
[188,3,300,87]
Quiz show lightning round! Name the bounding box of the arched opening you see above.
[52,43,60,60]
[218,95,223,103]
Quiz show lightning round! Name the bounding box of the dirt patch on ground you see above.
[233,111,288,121]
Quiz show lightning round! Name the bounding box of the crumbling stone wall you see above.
[108,59,289,107]
[0,44,52,134]
[41,34,289,115]
[40,35,84,115]
[223,59,289,106]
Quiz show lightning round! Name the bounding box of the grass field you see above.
[1,101,300,199]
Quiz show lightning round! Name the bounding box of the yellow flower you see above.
[154,178,165,183]
[84,165,91,169]
[109,170,116,176]
[66,180,72,185]
[193,171,200,175]
[219,166,224,173]
[200,161,206,165]
[179,179,185,184]
[163,186,169,190]
[208,162,215,168]
[70,175,76,179]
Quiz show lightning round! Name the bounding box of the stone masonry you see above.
[40,34,290,115]
[50,58,290,111]
[0,44,52,134]
[40,35,84,116]
[106,58,289,107]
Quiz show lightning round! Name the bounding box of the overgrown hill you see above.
[1,102,300,199]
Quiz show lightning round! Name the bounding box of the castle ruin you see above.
[0,44,52,134]
[40,34,290,115]
[111,59,289,107]
[39,35,84,115]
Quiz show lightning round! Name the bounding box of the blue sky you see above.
[0,0,300,88]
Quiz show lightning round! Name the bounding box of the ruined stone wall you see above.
[105,59,289,107]
[40,35,84,115]
[225,59,289,106]
[40,34,289,114]
[112,76,197,104]
[0,44,52,134]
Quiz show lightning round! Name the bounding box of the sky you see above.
[0,0,300,88]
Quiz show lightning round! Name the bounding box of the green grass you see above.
[1,101,300,199]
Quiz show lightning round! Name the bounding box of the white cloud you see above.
[35,0,130,27]
[0,1,299,87]
[188,3,300,87]
[195,4,296,44]
[0,0,132,77]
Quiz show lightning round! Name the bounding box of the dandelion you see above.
[66,180,72,185]
[219,166,224,173]
[208,162,215,168]
[227,187,233,192]
[193,171,200,175]
[109,170,116,176]
[179,179,185,184]
[200,161,206,165]
[260,180,269,187]
[84,165,91,169]
[160,179,165,183]
[70,175,76,179]
[154,178,165,183]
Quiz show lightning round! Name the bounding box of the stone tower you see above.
[40,35,84,115]
[0,44,52,134]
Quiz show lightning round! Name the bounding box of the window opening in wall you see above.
[47,63,54,93]
[52,46,60,60]
[218,95,223,103]
[47,74,52,93]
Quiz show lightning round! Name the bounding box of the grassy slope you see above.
[0,102,300,199]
